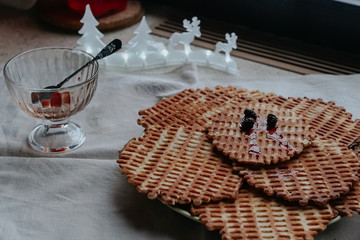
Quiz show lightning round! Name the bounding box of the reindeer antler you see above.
[183,19,191,30]
[191,17,201,28]
[230,33,238,42]
[225,33,231,41]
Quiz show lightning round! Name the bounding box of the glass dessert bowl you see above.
[3,47,99,153]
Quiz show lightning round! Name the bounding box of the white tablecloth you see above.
[1,63,359,240]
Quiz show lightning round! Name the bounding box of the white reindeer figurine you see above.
[168,17,201,53]
[215,32,238,60]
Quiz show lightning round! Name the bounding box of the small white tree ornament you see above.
[76,4,106,56]
[126,16,158,53]
[105,16,166,69]
[168,17,201,53]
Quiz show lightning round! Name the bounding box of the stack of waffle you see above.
[117,86,360,240]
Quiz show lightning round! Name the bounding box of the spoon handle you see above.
[53,60,93,88]
[54,39,122,89]
[94,39,122,60]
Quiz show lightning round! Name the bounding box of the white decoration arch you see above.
[76,5,238,74]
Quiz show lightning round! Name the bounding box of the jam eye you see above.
[244,109,257,119]
[241,117,255,132]
[267,114,277,129]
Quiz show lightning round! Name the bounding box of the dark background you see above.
[150,0,360,55]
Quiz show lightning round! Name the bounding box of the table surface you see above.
[0,3,359,240]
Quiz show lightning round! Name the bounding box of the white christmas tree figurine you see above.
[215,32,238,62]
[168,17,201,54]
[76,4,105,56]
[126,16,158,53]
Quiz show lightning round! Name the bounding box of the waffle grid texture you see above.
[236,138,360,206]
[117,86,360,240]
[207,101,316,165]
[330,147,360,216]
[137,87,275,132]
[271,96,360,147]
[331,174,360,217]
[191,189,335,240]
[118,126,243,206]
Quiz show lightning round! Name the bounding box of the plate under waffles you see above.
[235,138,360,206]
[207,101,316,165]
[191,188,336,240]
[118,85,360,240]
[117,125,243,206]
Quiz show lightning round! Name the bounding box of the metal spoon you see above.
[31,39,122,103]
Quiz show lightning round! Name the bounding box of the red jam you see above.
[51,92,62,108]
[246,129,261,156]
[38,92,71,108]
[266,127,295,152]
[244,116,295,156]
[41,100,51,108]
[62,92,71,106]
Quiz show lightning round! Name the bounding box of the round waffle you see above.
[235,138,360,206]
[117,126,243,206]
[330,175,360,217]
[330,147,360,216]
[207,101,316,165]
[137,86,275,132]
[191,188,335,240]
[271,96,360,147]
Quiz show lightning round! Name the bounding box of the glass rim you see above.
[3,47,99,91]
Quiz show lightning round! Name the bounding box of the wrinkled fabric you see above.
[0,63,359,240]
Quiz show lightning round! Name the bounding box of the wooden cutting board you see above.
[34,0,144,32]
